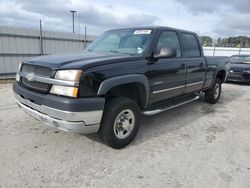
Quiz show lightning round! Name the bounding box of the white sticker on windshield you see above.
[134,30,151,35]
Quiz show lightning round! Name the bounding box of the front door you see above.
[148,30,187,104]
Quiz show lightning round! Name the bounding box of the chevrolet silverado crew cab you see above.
[13,27,230,149]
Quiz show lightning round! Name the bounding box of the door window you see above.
[155,31,181,57]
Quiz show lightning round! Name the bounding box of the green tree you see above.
[216,36,250,48]
[200,36,213,46]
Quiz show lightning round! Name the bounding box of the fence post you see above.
[213,46,216,56]
[39,20,44,55]
[84,26,87,49]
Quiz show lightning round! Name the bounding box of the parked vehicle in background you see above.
[227,55,250,83]
[13,26,230,149]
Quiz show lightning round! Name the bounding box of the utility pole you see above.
[239,39,242,55]
[212,38,216,56]
[84,26,87,49]
[70,10,76,34]
[39,20,43,55]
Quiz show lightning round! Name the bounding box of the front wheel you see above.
[99,97,140,149]
[204,78,222,104]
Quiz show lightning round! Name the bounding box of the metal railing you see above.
[203,47,250,56]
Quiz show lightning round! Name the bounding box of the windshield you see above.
[231,56,250,64]
[86,29,154,56]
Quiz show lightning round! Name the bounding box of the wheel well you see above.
[216,70,226,82]
[106,83,147,110]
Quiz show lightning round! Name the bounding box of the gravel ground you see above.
[0,82,250,188]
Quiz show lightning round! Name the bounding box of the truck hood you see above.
[24,51,141,70]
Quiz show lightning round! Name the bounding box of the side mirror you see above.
[154,47,177,58]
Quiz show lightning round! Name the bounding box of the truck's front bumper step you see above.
[16,99,100,134]
[13,82,105,134]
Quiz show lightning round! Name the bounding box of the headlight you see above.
[244,70,250,74]
[16,62,22,82]
[16,73,20,82]
[50,85,79,98]
[55,70,82,81]
[50,70,82,97]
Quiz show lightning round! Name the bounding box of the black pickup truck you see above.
[13,26,230,149]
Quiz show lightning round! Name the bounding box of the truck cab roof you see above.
[107,26,197,35]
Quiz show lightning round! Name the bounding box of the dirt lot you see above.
[0,82,250,188]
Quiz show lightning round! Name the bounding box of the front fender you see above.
[97,74,149,108]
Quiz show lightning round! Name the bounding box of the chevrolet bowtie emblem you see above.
[26,73,35,81]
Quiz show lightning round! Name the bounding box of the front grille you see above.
[20,64,53,93]
[228,75,243,81]
[230,67,244,73]
[21,77,51,92]
[21,64,52,77]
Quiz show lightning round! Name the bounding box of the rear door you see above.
[148,30,186,104]
[180,33,206,93]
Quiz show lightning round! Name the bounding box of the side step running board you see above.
[142,96,200,116]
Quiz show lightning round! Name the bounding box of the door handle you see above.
[200,63,204,67]
[181,64,185,67]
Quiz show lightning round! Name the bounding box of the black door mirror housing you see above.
[154,47,177,58]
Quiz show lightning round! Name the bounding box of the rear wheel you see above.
[99,97,140,149]
[205,78,222,104]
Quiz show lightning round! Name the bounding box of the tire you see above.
[205,78,222,104]
[99,97,140,149]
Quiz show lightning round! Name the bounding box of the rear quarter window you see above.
[181,33,201,58]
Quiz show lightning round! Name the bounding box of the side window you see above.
[181,33,201,58]
[156,31,181,58]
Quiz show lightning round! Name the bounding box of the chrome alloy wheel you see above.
[113,109,135,139]
[214,83,220,99]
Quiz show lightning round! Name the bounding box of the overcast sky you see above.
[0,0,250,38]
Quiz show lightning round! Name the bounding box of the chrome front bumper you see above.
[14,93,103,134]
